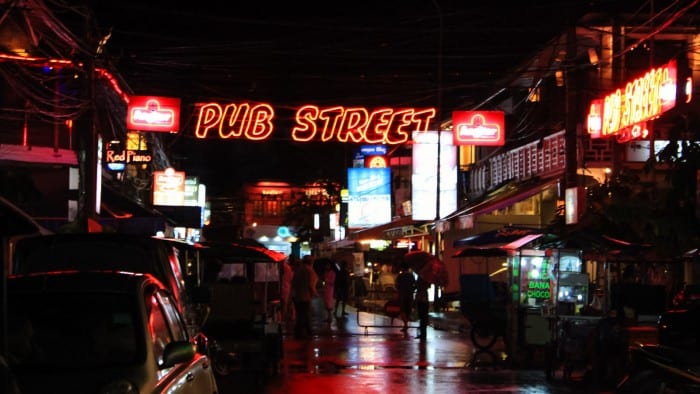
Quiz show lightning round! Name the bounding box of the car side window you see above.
[156,290,188,342]
[165,244,187,295]
[146,292,171,367]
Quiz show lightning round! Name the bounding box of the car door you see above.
[149,289,217,394]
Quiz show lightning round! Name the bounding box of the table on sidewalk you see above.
[354,288,420,335]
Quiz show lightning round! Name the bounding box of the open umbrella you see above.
[403,251,449,287]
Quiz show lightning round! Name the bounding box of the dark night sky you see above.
[90,0,592,195]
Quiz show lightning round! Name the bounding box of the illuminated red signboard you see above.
[194,102,436,145]
[586,59,677,142]
[127,96,181,133]
[452,111,505,146]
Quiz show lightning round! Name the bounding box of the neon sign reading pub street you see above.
[194,102,436,145]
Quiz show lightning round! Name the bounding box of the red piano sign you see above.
[127,96,181,133]
[452,111,505,146]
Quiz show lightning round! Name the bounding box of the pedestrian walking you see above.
[334,260,350,317]
[322,260,336,322]
[291,255,318,339]
[415,276,430,340]
[395,261,416,333]
[280,256,297,323]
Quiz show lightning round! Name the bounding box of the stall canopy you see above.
[453,226,548,257]
[542,225,655,262]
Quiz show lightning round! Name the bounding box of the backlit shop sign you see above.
[127,96,181,133]
[104,140,152,171]
[194,102,436,145]
[586,59,677,142]
[452,110,505,146]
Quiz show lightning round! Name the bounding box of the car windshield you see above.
[7,292,144,369]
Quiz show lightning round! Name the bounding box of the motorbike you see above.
[616,343,700,393]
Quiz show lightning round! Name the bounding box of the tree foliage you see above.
[577,112,700,259]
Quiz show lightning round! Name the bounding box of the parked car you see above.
[10,233,189,313]
[5,270,218,394]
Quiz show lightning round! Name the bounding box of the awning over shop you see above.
[443,177,560,222]
[0,144,77,166]
[349,216,427,241]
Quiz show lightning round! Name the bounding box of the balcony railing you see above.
[465,130,566,198]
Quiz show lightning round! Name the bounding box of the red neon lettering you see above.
[387,108,416,144]
[411,108,437,133]
[220,103,250,138]
[336,107,368,143]
[292,105,319,141]
[194,102,274,140]
[196,102,435,143]
[248,105,275,140]
[195,103,222,138]
[291,106,435,144]
[364,108,393,144]
[319,107,344,142]
[590,59,676,140]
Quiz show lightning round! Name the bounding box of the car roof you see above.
[0,195,51,237]
[17,232,165,243]
[7,270,164,295]
[12,232,167,271]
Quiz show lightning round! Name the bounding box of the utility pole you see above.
[564,19,578,192]
[432,0,443,259]
[75,9,98,232]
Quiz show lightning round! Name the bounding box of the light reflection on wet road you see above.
[215,298,614,394]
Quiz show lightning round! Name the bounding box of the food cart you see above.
[189,241,286,380]
[513,249,607,385]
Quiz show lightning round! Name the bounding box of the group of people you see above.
[280,255,351,339]
[280,254,431,341]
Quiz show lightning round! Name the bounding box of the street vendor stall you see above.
[453,238,592,367]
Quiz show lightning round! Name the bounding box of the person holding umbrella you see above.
[414,275,430,340]
[403,251,449,341]
[396,261,416,334]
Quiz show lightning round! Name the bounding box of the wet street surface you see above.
[216,298,616,393]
